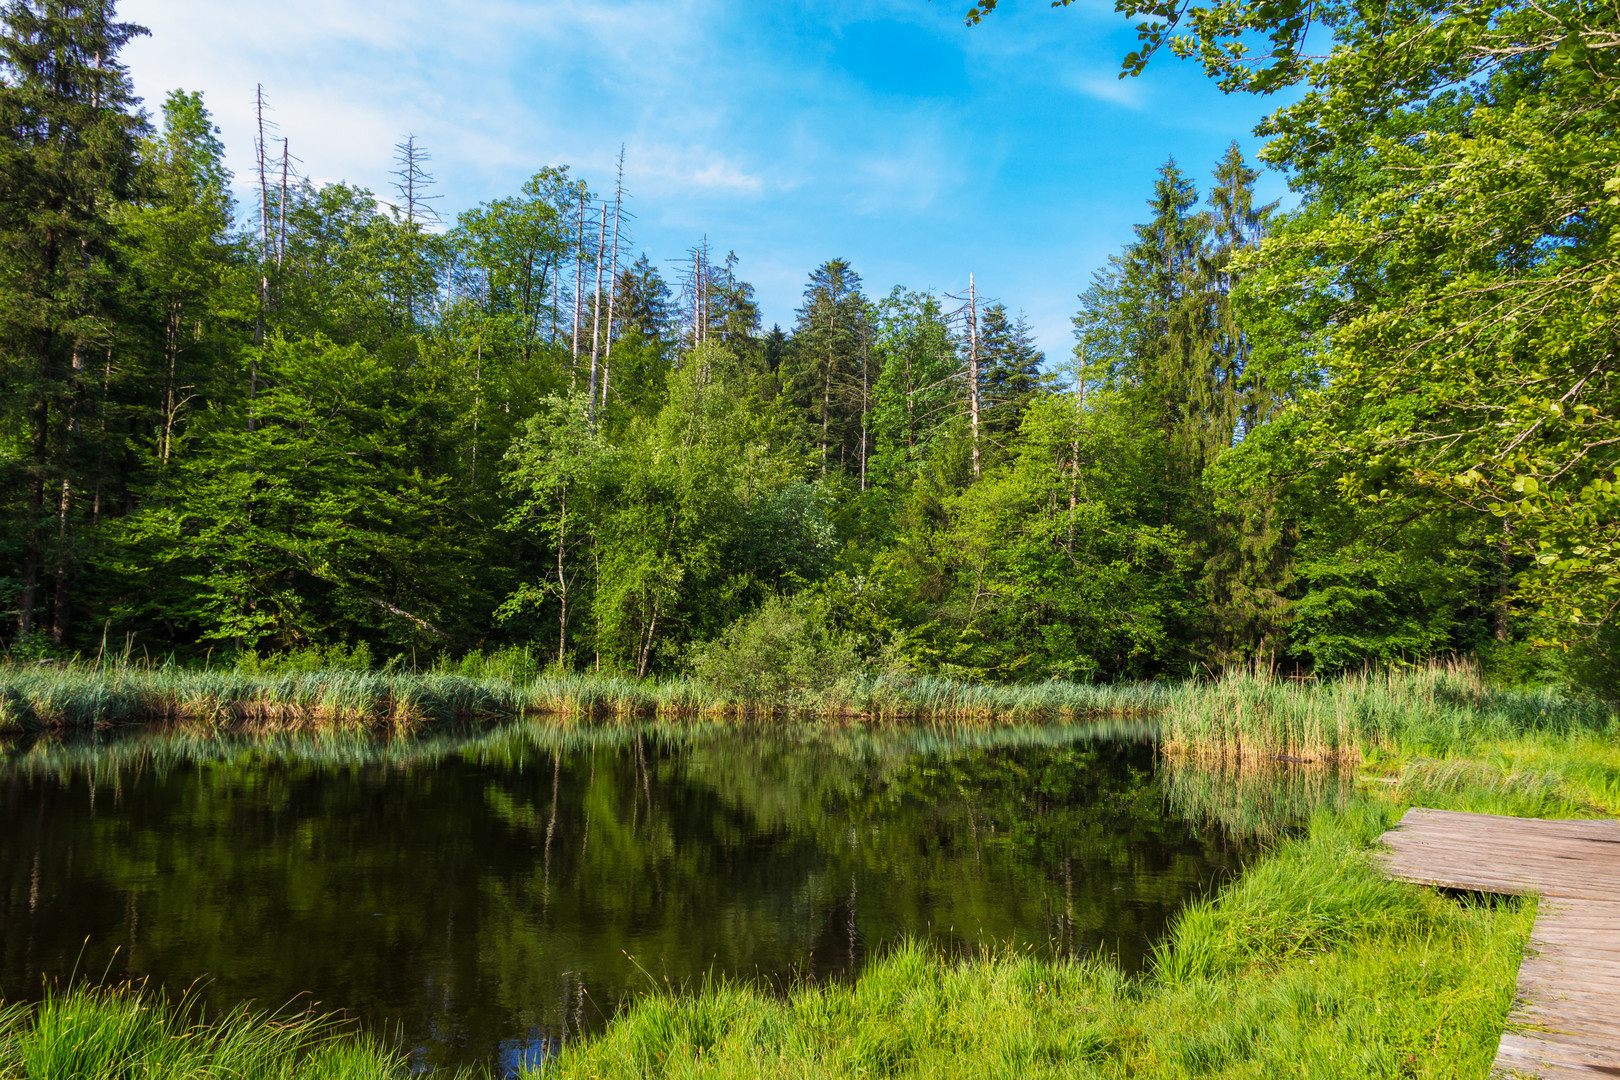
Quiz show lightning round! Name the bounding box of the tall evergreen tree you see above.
[782,259,873,476]
[614,252,674,342]
[978,302,1044,445]
[0,0,147,644]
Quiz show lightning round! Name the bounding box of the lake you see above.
[0,721,1268,1073]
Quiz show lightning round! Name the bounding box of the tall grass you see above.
[0,982,417,1080]
[0,662,1165,732]
[5,657,1613,769]
[1159,658,1616,763]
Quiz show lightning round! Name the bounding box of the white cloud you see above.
[115,0,1281,358]
[1067,70,1147,109]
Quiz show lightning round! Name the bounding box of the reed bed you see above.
[3,658,1610,768]
[0,662,1167,732]
[1158,658,1616,764]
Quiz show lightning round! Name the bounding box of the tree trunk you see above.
[968,274,981,479]
[17,395,48,641]
[589,202,606,420]
[557,488,569,667]
[1495,517,1513,643]
[161,303,179,464]
[573,190,585,361]
[51,340,87,646]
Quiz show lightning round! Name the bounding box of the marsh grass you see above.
[0,661,1168,733]
[1159,658,1615,763]
[13,655,1600,752]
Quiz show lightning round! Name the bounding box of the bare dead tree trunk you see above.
[859,322,870,491]
[603,147,624,408]
[52,339,87,646]
[588,201,606,421]
[252,84,270,433]
[572,188,586,363]
[968,273,981,480]
[277,137,288,268]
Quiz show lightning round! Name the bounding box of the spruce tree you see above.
[978,302,1044,444]
[614,253,674,342]
[782,259,871,476]
[0,0,147,644]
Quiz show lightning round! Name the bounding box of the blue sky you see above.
[119,0,1291,358]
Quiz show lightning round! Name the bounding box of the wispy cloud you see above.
[118,0,1283,355]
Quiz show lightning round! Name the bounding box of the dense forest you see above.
[2,0,1616,690]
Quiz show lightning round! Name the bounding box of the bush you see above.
[234,641,373,675]
[688,593,861,705]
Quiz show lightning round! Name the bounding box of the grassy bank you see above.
[540,806,1533,1080]
[1159,660,1615,764]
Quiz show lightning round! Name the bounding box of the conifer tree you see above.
[978,302,1044,444]
[0,0,147,644]
[782,259,872,476]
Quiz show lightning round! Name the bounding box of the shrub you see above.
[688,593,860,705]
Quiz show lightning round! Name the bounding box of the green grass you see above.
[0,982,423,1080]
[0,661,1172,732]
[1159,659,1616,764]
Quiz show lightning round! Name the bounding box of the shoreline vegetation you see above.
[2,663,1616,1078]
[2,657,1612,765]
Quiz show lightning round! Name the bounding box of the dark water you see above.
[0,722,1259,1072]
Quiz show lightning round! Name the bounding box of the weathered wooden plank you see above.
[1498,1033,1620,1066]
[1377,807,1620,1080]
[1397,808,1620,839]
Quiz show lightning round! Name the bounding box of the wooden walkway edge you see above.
[1378,807,1620,1080]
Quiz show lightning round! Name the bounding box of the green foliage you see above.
[4,0,1619,698]
[687,592,860,705]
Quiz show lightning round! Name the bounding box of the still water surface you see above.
[1,722,1259,1072]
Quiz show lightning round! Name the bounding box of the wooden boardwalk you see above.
[1378,808,1620,1079]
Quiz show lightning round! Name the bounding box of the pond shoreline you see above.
[2,659,1608,763]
